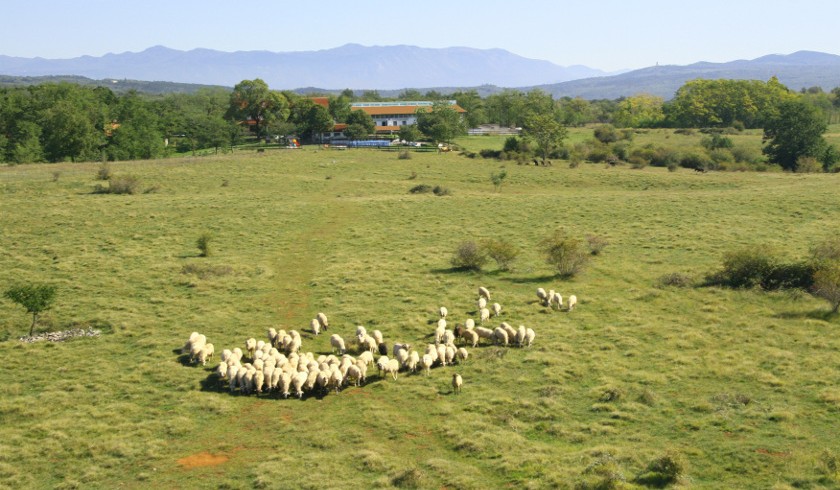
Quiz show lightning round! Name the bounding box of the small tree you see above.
[450,241,488,271]
[482,238,519,271]
[197,232,213,257]
[490,169,507,192]
[4,284,57,336]
[541,230,590,278]
[812,265,840,313]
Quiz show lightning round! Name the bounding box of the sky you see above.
[2,0,838,72]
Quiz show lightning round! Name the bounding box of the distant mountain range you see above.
[0,44,608,90]
[1,46,839,99]
[534,50,840,99]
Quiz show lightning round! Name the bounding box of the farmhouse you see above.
[313,97,467,140]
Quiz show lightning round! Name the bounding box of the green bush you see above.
[795,156,823,173]
[432,185,451,196]
[657,272,694,288]
[398,150,412,160]
[707,248,777,289]
[94,175,140,195]
[482,238,519,271]
[450,241,488,271]
[479,149,502,159]
[409,184,433,194]
[541,230,590,278]
[196,232,213,257]
[593,124,620,144]
[680,152,713,171]
[634,452,686,487]
[96,162,113,181]
[586,234,609,255]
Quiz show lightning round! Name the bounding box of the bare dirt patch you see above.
[177,452,229,468]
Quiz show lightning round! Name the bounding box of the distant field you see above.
[1,148,840,489]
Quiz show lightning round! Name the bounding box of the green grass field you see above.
[2,145,840,489]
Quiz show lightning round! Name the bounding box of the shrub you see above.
[680,152,713,171]
[96,162,113,181]
[479,149,502,159]
[657,272,694,288]
[730,146,762,164]
[398,150,412,160]
[52,171,61,182]
[482,238,519,271]
[587,146,611,163]
[708,248,777,289]
[586,234,609,255]
[673,128,695,136]
[409,184,432,194]
[4,283,57,336]
[94,175,140,195]
[503,136,524,153]
[634,452,686,487]
[593,124,620,144]
[761,261,815,290]
[196,232,213,257]
[812,265,840,313]
[450,241,488,271]
[541,230,590,278]
[795,156,823,173]
[432,185,451,196]
[709,148,735,166]
[701,134,734,150]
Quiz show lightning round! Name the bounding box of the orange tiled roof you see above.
[354,104,466,116]
[311,97,330,108]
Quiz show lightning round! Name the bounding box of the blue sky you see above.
[3,0,837,71]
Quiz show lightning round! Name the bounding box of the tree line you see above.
[2,76,840,166]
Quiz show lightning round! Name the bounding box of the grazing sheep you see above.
[493,326,509,346]
[464,318,476,330]
[346,364,363,386]
[549,291,563,310]
[492,302,502,317]
[395,348,410,368]
[280,371,292,398]
[421,354,434,375]
[254,370,266,394]
[452,373,463,394]
[372,330,384,345]
[456,347,469,363]
[310,318,321,335]
[292,371,308,399]
[444,345,456,366]
[242,369,255,395]
[568,294,577,311]
[461,328,479,348]
[376,356,390,377]
[436,344,448,366]
[227,364,240,392]
[316,312,329,331]
[525,328,536,347]
[355,325,367,341]
[220,348,233,363]
[216,361,228,380]
[439,306,448,319]
[305,369,320,392]
[377,342,388,356]
[479,307,491,323]
[477,297,488,310]
[182,331,201,354]
[478,286,491,301]
[188,334,207,363]
[475,326,494,343]
[441,329,455,346]
[501,323,517,343]
[358,350,374,366]
[424,344,439,363]
[359,334,377,354]
[245,338,257,359]
[270,367,282,392]
[515,325,527,347]
[407,351,420,373]
[536,288,548,306]
[330,334,346,355]
[354,360,368,384]
[435,319,447,344]
[393,343,411,357]
[316,371,330,392]
[268,328,278,346]
[384,359,400,380]
[198,343,215,366]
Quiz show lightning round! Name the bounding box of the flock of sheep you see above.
[180,286,577,399]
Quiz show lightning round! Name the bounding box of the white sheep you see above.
[479,307,491,323]
[355,325,367,342]
[280,371,292,398]
[568,294,577,311]
[305,369,320,392]
[395,348,410,368]
[216,361,228,381]
[376,355,390,377]
[439,306,448,319]
[492,302,502,317]
[456,347,469,363]
[441,329,455,346]
[424,344,439,363]
[436,344,447,366]
[477,297,488,310]
[475,326,494,343]
[384,359,400,380]
[310,318,321,335]
[501,322,517,343]
[182,331,200,354]
[452,373,463,394]
[267,328,278,346]
[270,367,282,392]
[421,354,434,376]
[198,343,215,366]
[435,319,446,344]
[227,364,240,393]
[254,370,266,394]
[359,334,377,354]
[461,328,479,348]
[392,342,411,357]
[292,371,308,399]
[407,351,420,373]
[242,369,255,395]
[188,334,207,363]
[346,364,363,386]
[316,312,329,331]
[245,337,257,359]
[354,359,368,384]
[549,291,563,310]
[330,334,346,355]
[372,330,384,345]
[536,287,548,306]
[525,328,535,347]
[444,345,456,366]
[493,326,509,346]
[358,350,374,366]
[478,286,491,301]
[464,318,475,330]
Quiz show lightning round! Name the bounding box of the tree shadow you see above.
[429,267,481,275]
[500,274,559,284]
[775,309,837,321]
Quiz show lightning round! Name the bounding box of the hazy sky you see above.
[3,0,836,71]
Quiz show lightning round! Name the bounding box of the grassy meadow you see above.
[1,138,840,489]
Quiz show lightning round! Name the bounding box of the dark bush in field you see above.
[409,184,433,194]
[634,452,686,487]
[593,124,620,144]
[94,175,141,195]
[657,272,694,288]
[482,238,519,271]
[450,241,488,271]
[706,248,777,289]
[96,162,113,181]
[432,185,451,196]
[541,229,590,278]
[479,149,502,159]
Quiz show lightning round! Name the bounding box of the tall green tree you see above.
[666,78,794,128]
[763,98,830,171]
[522,113,568,162]
[343,109,375,140]
[452,90,487,128]
[226,79,290,138]
[4,284,57,336]
[415,102,467,144]
[615,94,665,128]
